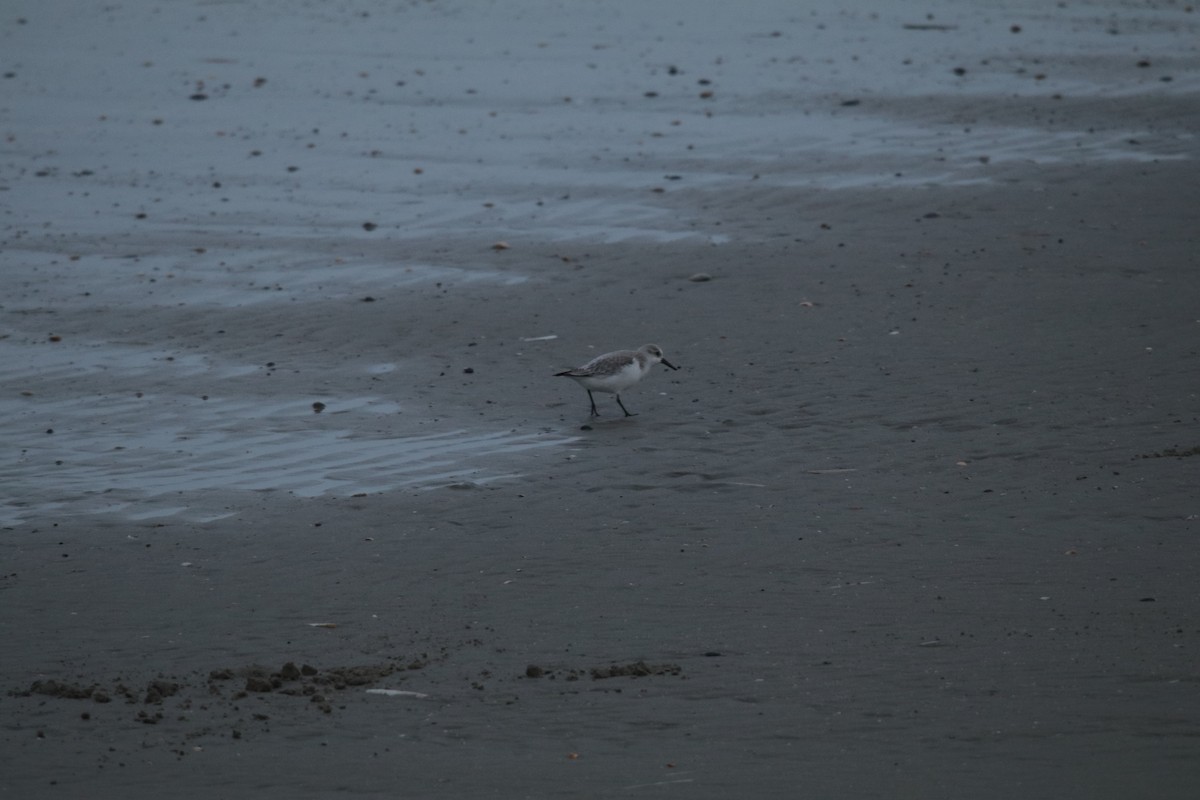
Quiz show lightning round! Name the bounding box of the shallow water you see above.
[2,0,1195,526]
[2,384,573,526]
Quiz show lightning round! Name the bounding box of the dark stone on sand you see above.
[590,661,683,680]
[26,679,95,700]
[245,676,274,693]
[144,680,180,704]
[326,664,394,686]
[1137,445,1200,459]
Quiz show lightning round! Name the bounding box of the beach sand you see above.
[2,1,1198,797]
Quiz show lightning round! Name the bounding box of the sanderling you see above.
[555,344,679,417]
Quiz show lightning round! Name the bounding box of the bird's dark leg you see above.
[615,394,636,417]
[586,390,601,417]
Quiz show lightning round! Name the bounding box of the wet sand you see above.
[2,1,1199,797]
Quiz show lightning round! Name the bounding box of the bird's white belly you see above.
[577,363,642,393]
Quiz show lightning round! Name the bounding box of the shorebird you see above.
[555,344,679,417]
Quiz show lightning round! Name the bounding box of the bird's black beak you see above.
[662,358,680,371]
